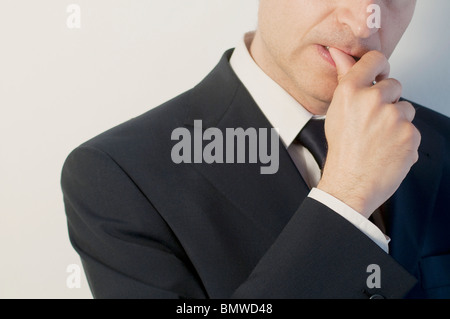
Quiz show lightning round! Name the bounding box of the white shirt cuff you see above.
[308,187,390,253]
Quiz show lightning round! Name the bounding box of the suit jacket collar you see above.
[184,49,239,129]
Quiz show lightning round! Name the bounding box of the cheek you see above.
[381,18,412,58]
[258,2,313,49]
[381,5,416,57]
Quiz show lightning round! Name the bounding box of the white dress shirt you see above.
[229,32,390,253]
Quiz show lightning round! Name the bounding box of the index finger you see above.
[330,49,390,87]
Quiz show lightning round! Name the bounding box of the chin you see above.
[304,76,338,109]
[296,58,338,107]
[282,51,339,112]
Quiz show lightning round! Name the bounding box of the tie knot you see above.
[295,118,328,170]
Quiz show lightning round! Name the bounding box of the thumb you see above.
[329,47,356,81]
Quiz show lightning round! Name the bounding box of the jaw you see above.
[251,31,339,115]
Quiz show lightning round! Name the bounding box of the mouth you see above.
[323,45,361,62]
[316,44,336,67]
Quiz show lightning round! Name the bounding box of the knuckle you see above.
[413,126,422,146]
[385,103,402,122]
[406,124,416,139]
[402,100,414,110]
[402,101,416,121]
[369,50,387,62]
[403,123,421,147]
[404,123,415,138]
[410,105,417,119]
[390,78,403,92]
[411,150,420,164]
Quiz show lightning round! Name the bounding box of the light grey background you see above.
[0,1,448,299]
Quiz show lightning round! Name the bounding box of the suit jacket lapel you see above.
[184,49,310,237]
[387,116,445,275]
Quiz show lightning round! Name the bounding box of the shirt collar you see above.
[229,32,316,147]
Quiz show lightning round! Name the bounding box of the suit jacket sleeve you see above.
[61,145,417,299]
[61,145,207,299]
[232,198,416,298]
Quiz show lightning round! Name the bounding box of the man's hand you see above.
[317,48,421,218]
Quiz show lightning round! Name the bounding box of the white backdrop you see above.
[0,0,448,299]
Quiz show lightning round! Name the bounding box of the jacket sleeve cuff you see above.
[308,187,390,253]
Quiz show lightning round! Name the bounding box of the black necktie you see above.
[295,118,328,170]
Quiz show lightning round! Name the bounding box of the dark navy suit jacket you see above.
[61,50,450,299]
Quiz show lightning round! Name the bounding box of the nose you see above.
[336,0,381,39]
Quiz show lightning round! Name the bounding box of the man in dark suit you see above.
[61,0,450,298]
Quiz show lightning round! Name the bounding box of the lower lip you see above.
[316,45,336,68]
